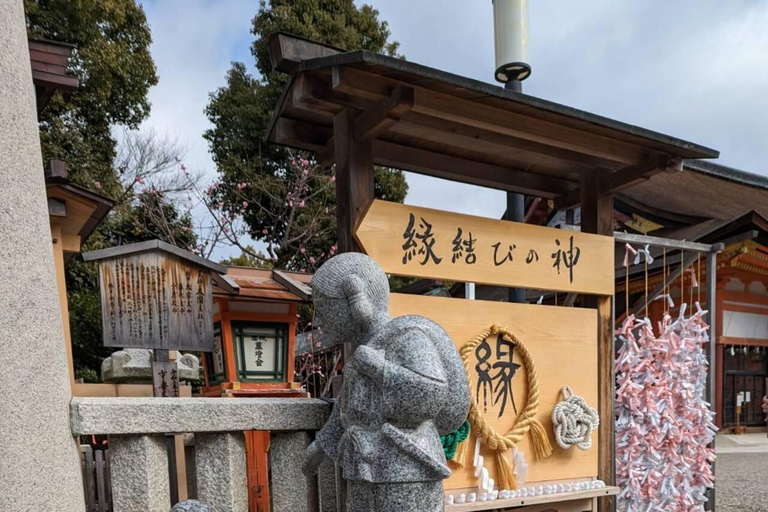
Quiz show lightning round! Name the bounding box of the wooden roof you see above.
[266,33,719,202]
[83,240,227,274]
[619,160,768,223]
[45,160,113,260]
[214,267,312,303]
[28,38,78,112]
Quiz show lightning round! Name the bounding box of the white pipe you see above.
[493,0,531,83]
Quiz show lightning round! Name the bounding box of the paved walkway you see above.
[715,432,768,512]
[716,433,768,454]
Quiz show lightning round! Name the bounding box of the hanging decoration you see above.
[441,419,471,462]
[458,324,553,490]
[615,244,716,512]
[551,385,599,451]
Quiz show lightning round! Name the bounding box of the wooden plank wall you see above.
[80,445,112,512]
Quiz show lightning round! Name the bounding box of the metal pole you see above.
[504,80,527,304]
[706,249,717,512]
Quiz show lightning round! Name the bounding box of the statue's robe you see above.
[316,315,469,483]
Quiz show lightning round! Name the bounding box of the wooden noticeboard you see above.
[356,200,614,295]
[83,240,226,352]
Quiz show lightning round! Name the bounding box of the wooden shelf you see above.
[445,486,619,511]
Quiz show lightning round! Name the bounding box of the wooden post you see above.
[333,108,374,253]
[332,107,374,511]
[51,221,77,390]
[580,170,615,512]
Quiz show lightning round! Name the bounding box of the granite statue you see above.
[302,253,471,511]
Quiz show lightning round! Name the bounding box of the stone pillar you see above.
[195,433,248,512]
[109,435,170,512]
[317,456,338,512]
[269,431,314,512]
[0,1,85,510]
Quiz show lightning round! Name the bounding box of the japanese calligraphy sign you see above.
[152,361,181,397]
[389,293,599,488]
[84,240,225,352]
[356,200,614,295]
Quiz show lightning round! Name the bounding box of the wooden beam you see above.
[61,234,81,253]
[354,86,413,142]
[718,230,759,248]
[268,32,344,73]
[332,66,649,166]
[579,170,615,512]
[292,73,345,115]
[372,140,574,198]
[292,72,369,115]
[274,119,576,197]
[211,273,240,295]
[554,156,681,210]
[272,118,331,152]
[398,111,618,170]
[334,108,374,252]
[272,270,312,302]
[598,155,681,196]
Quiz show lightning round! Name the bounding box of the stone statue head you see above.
[311,253,390,346]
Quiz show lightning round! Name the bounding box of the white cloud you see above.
[139,0,768,259]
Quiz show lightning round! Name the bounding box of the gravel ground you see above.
[715,452,768,512]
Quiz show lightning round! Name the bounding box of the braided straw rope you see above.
[551,385,599,451]
[459,325,553,489]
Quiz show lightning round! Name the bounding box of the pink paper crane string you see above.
[615,302,717,512]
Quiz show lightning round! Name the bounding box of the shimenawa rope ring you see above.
[459,324,552,489]
[551,385,599,451]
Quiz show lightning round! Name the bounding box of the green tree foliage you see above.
[25,0,158,196]
[203,0,407,270]
[220,246,273,268]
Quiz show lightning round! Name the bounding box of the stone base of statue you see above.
[348,481,443,512]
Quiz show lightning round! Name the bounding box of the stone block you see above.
[195,433,247,512]
[110,435,170,512]
[318,456,338,512]
[102,349,200,383]
[71,397,330,435]
[171,499,215,511]
[270,431,313,512]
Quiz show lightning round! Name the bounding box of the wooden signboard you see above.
[152,361,181,397]
[389,294,599,488]
[357,200,614,295]
[83,240,227,352]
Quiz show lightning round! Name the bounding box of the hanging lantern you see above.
[730,345,736,356]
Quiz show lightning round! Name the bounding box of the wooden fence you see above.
[80,445,112,512]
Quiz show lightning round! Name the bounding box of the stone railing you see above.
[70,397,333,512]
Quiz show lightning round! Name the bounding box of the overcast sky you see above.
[140,0,768,259]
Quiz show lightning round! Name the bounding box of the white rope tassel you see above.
[551,386,600,451]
